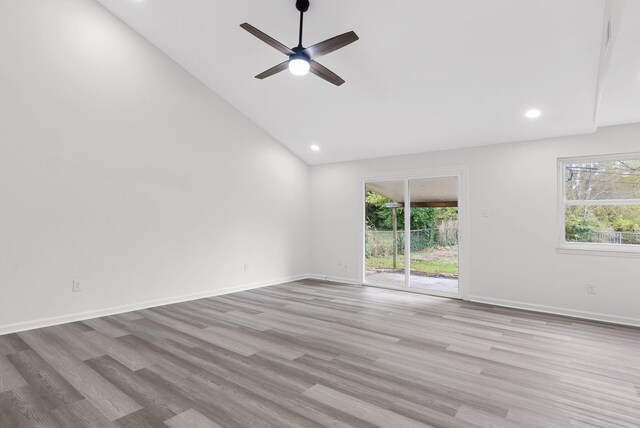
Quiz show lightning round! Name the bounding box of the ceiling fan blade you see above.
[310,60,345,86]
[240,23,295,56]
[255,61,289,79]
[305,31,359,58]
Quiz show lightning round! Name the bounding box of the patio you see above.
[365,270,459,294]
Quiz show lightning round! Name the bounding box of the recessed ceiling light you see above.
[525,109,542,119]
[310,144,321,152]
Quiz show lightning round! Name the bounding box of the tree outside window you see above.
[561,154,640,251]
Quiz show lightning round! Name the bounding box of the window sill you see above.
[557,245,640,258]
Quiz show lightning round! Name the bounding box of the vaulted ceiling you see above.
[95,0,640,164]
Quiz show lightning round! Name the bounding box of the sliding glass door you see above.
[363,175,460,298]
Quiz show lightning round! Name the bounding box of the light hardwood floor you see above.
[1,280,639,427]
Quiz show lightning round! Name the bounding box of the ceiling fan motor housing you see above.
[290,46,310,62]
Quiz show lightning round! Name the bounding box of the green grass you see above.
[366,247,458,277]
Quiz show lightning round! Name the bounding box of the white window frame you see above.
[557,152,640,257]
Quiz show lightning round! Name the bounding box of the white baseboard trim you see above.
[469,295,640,328]
[7,276,636,335]
[0,274,309,335]
[305,274,362,286]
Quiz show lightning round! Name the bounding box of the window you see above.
[559,153,640,254]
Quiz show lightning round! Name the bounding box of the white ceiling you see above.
[94,0,640,165]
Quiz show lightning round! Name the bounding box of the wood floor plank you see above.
[81,318,130,339]
[84,355,177,424]
[0,333,30,356]
[147,342,326,427]
[81,331,151,372]
[51,399,117,428]
[114,407,168,428]
[0,281,638,427]
[455,404,522,428]
[45,325,105,361]
[303,384,430,428]
[0,386,62,427]
[150,344,371,428]
[0,354,28,393]
[17,330,142,421]
[164,408,222,428]
[7,349,84,409]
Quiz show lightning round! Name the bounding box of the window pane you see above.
[364,181,405,287]
[565,159,640,201]
[565,204,640,245]
[409,177,459,295]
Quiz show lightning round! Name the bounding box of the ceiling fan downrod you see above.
[296,0,310,47]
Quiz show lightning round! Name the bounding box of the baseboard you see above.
[469,295,640,328]
[7,276,635,335]
[305,273,362,286]
[306,276,640,328]
[0,274,309,335]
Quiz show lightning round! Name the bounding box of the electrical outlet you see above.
[482,209,489,218]
[243,264,249,272]
[72,279,82,292]
[586,284,596,295]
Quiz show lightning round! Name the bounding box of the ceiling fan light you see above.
[289,57,310,76]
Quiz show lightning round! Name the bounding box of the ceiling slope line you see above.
[593,0,626,122]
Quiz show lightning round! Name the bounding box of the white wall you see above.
[0,0,309,332]
[2,0,638,333]
[310,124,640,326]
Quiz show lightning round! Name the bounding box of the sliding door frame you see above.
[360,166,470,300]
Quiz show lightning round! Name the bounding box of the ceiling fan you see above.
[240,0,359,86]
